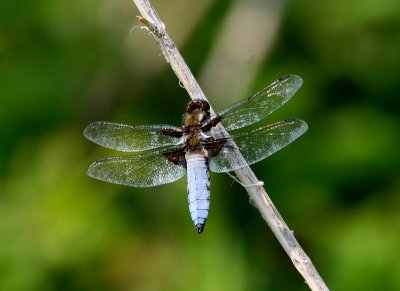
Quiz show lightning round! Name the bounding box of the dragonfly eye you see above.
[186,99,210,116]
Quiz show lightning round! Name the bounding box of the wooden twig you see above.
[131,1,329,290]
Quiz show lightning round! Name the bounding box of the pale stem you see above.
[132,0,329,290]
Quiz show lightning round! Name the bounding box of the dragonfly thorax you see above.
[184,99,211,128]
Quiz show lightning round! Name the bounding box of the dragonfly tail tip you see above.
[196,224,205,234]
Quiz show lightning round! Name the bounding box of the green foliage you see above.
[1,0,399,290]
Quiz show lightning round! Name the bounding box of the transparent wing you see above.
[88,151,186,187]
[217,75,303,131]
[84,121,182,152]
[209,119,308,173]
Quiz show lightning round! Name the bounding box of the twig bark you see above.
[132,1,329,290]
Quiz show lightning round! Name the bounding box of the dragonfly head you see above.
[185,99,210,121]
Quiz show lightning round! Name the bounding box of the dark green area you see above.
[1,0,399,290]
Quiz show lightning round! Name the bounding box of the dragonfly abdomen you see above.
[185,151,210,233]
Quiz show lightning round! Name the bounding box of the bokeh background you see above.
[1,0,399,290]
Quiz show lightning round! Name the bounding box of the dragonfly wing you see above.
[217,75,303,131]
[84,121,183,152]
[88,151,186,187]
[209,119,308,173]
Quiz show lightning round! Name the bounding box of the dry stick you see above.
[132,1,328,290]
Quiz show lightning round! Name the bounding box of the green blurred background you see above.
[1,0,399,290]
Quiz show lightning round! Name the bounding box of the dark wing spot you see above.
[204,138,228,157]
[162,148,186,167]
[201,115,222,131]
[162,128,184,137]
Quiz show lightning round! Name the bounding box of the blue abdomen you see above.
[186,151,210,233]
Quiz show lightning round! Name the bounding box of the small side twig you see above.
[132,1,328,290]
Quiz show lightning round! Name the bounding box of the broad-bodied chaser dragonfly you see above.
[84,75,307,233]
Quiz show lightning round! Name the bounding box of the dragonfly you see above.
[84,75,308,233]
